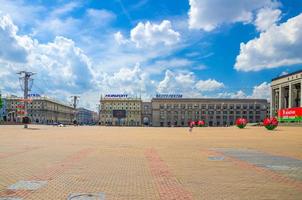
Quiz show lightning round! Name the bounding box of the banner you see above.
[278,107,302,122]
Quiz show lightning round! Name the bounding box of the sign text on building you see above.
[28,94,41,98]
[104,94,128,98]
[156,94,183,98]
[278,107,302,122]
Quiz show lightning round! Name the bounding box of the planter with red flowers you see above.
[236,118,247,129]
[189,121,196,127]
[263,117,278,130]
[197,120,205,127]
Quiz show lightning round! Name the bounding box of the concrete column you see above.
[278,85,282,110]
[289,84,292,108]
[270,88,274,117]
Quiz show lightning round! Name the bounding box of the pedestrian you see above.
[189,121,194,133]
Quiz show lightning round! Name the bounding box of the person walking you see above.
[189,121,195,133]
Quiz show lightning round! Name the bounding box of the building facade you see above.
[142,102,152,126]
[271,70,302,120]
[151,98,268,127]
[0,96,6,121]
[100,95,142,126]
[4,96,74,124]
[77,107,97,125]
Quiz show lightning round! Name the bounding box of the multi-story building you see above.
[0,94,6,121]
[4,96,74,124]
[100,94,142,126]
[271,70,302,121]
[151,97,268,127]
[142,101,152,126]
[77,107,97,125]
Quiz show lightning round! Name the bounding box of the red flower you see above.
[198,120,205,126]
[263,117,278,130]
[236,118,247,125]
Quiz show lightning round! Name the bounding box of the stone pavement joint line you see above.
[0,147,41,159]
[145,148,193,200]
[204,149,302,192]
[0,148,95,199]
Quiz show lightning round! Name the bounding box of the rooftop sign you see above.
[28,94,41,98]
[104,94,128,98]
[156,94,183,98]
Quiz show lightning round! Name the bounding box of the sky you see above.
[0,0,302,110]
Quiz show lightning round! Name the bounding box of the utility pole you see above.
[17,71,35,128]
[70,96,80,125]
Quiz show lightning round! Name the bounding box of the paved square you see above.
[0,125,302,199]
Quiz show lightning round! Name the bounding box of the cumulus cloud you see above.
[115,20,180,47]
[157,70,197,96]
[188,0,279,31]
[195,79,224,92]
[235,14,302,71]
[0,14,28,63]
[254,8,281,32]
[103,63,150,94]
[250,82,271,100]
[0,14,94,97]
[218,82,270,100]
[218,90,247,99]
[114,31,128,45]
[156,70,224,96]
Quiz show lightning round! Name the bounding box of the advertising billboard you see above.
[278,107,302,122]
[113,110,126,118]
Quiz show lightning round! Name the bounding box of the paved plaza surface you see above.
[0,125,302,200]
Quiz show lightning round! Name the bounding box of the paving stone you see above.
[0,198,23,200]
[67,193,105,200]
[208,156,225,161]
[7,180,47,191]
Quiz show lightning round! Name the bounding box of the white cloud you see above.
[0,0,45,28]
[250,82,271,100]
[86,9,116,26]
[0,14,94,99]
[235,13,302,71]
[0,13,28,63]
[195,79,224,92]
[218,82,270,100]
[157,70,197,96]
[254,8,281,32]
[188,0,279,31]
[218,90,247,99]
[114,31,128,45]
[129,20,180,47]
[156,70,224,97]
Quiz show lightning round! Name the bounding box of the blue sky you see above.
[0,0,302,109]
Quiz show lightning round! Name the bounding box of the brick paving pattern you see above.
[0,125,302,199]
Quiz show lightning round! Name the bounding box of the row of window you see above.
[160,115,261,120]
[160,110,262,115]
[159,104,265,110]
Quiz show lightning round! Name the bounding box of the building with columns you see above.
[271,70,302,120]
